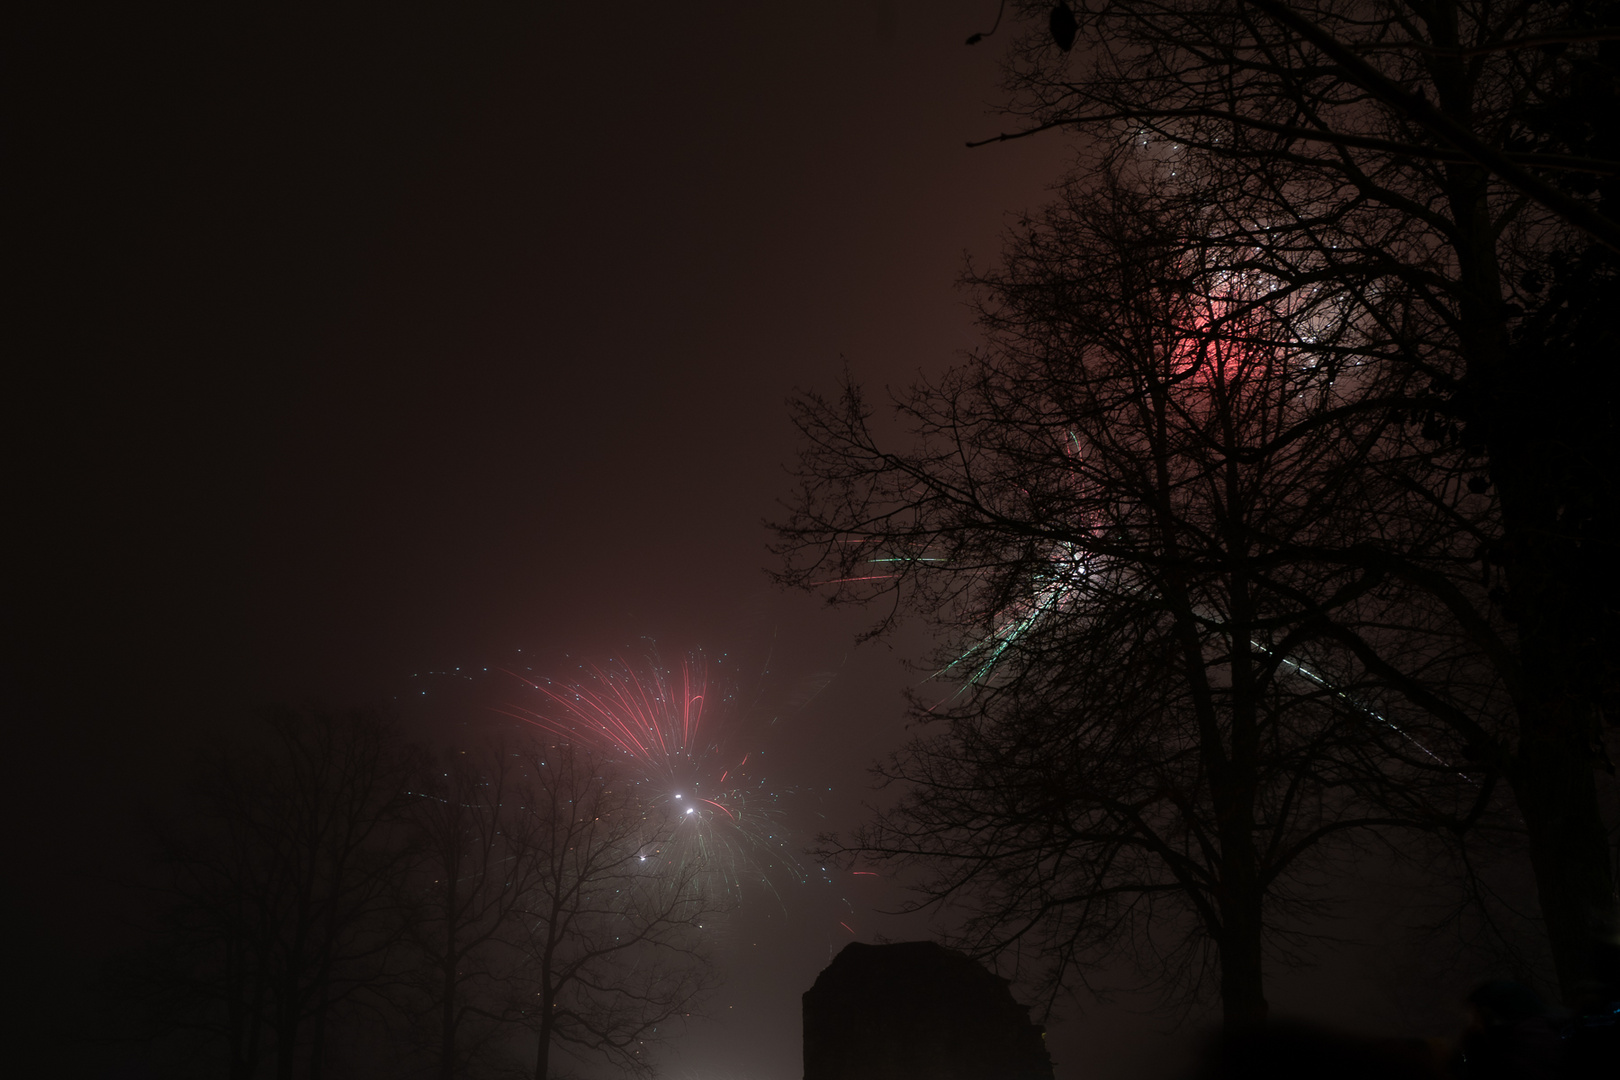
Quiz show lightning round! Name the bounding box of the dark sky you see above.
[10,4,1462,1077]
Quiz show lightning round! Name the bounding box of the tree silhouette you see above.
[146,720,719,1078]
[973,0,1619,1002]
[401,743,552,1080]
[504,741,720,1080]
[153,709,419,1080]
[777,179,1494,1025]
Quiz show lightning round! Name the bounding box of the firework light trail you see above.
[886,415,1469,775]
[916,531,1468,777]
[493,648,806,901]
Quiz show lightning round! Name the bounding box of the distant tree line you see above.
[129,709,717,1080]
[776,0,1618,1030]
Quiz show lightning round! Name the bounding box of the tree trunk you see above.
[1513,701,1618,1003]
[226,938,257,1080]
[1218,880,1269,1029]
[1427,13,1620,999]
[1219,532,1268,1029]
[1215,714,1269,1029]
[533,1013,552,1080]
[307,979,329,1080]
[440,867,460,1080]
[439,953,458,1080]
[275,1023,297,1080]
[1490,401,1619,1004]
[1468,247,1618,1004]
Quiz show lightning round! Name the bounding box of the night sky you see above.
[10,5,1471,1077]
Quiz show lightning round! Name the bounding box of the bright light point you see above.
[507,649,808,898]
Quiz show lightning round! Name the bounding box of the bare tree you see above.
[777,180,1491,1025]
[146,721,717,1079]
[154,708,419,1080]
[984,2,1617,242]
[400,744,552,1080]
[973,0,1619,1002]
[505,741,720,1080]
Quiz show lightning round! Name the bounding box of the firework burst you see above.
[494,648,804,902]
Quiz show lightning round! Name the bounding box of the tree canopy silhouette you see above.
[964,0,1619,1003]
[776,178,1502,1025]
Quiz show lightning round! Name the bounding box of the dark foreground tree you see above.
[978,0,1620,1002]
[401,743,552,1080]
[778,180,1495,1025]
[143,718,719,1079]
[151,709,418,1080]
[507,741,720,1080]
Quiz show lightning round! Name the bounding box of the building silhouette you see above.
[803,940,1055,1080]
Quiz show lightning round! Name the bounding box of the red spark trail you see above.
[486,650,806,900]
[700,798,736,821]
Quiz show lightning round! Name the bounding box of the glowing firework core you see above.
[494,650,803,898]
